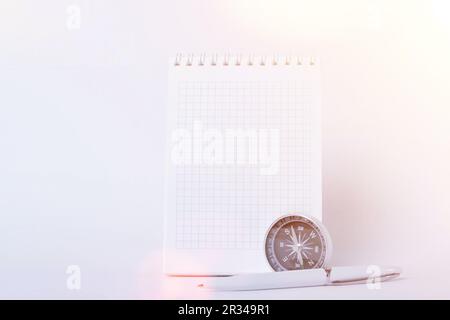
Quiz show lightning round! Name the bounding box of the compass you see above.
[264,215,333,271]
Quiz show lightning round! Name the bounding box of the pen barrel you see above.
[206,269,328,291]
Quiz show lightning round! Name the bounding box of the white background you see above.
[1,0,450,299]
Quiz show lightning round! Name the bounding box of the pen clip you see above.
[329,271,401,286]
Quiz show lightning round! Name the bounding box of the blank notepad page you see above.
[164,55,321,275]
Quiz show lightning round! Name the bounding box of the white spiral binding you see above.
[174,54,317,67]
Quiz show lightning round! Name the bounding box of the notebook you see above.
[164,54,322,275]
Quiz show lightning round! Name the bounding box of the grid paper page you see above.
[165,58,321,275]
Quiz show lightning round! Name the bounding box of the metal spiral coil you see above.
[174,54,317,67]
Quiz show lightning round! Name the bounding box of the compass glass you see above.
[265,215,329,271]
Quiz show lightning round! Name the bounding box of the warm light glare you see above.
[221,0,367,38]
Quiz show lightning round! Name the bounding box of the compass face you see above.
[265,215,331,271]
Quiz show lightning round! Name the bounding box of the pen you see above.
[198,266,401,291]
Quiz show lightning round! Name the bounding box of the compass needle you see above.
[302,250,310,259]
[302,235,311,245]
[297,249,304,266]
[289,226,299,245]
[298,231,302,245]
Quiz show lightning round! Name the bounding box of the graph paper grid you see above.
[174,81,314,249]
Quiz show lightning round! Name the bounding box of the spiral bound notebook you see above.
[164,54,322,275]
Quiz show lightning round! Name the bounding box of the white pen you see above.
[198,266,401,291]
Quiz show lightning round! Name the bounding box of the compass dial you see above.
[265,215,332,271]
